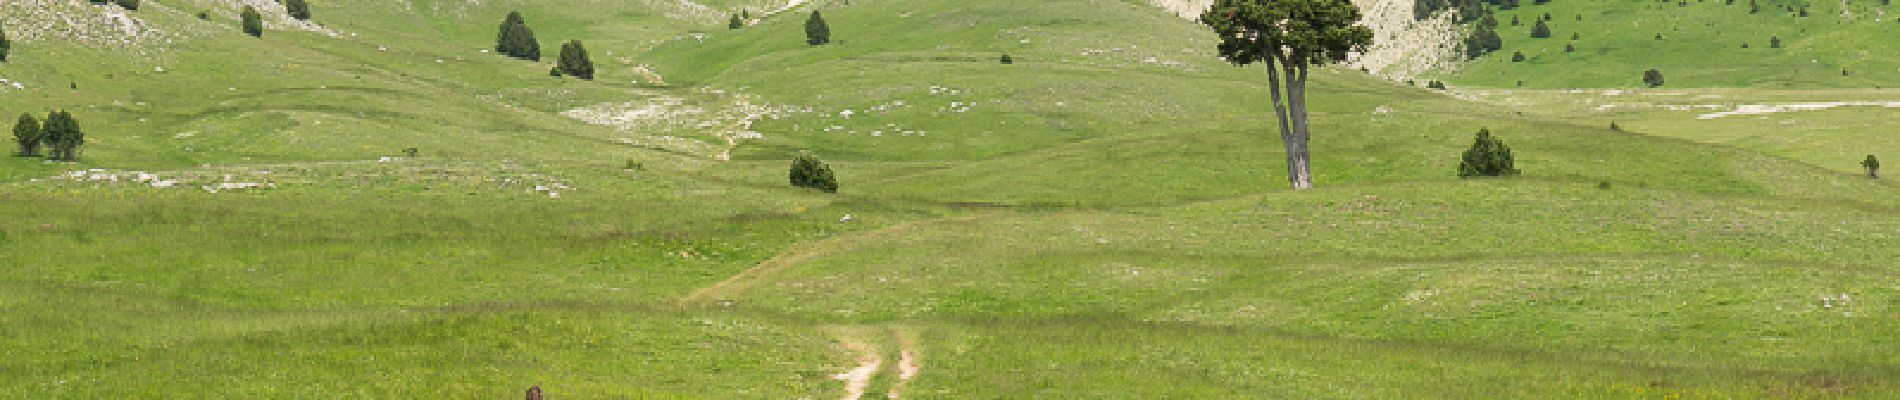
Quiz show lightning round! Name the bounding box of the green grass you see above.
[2,0,1899,397]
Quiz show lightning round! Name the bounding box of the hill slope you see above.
[1,0,1897,398]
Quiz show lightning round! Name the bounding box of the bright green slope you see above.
[0,0,1896,398]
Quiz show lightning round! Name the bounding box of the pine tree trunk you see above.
[1263,56,1304,189]
[1283,64,1314,190]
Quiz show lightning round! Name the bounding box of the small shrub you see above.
[1565,43,1575,52]
[240,6,263,37]
[624,160,644,171]
[1001,54,1013,64]
[804,11,831,45]
[729,14,744,29]
[1610,121,1622,131]
[557,40,595,80]
[1770,36,1781,48]
[1643,69,1664,87]
[1458,128,1519,178]
[1598,181,1613,190]
[285,0,311,21]
[1427,80,1448,90]
[197,10,210,20]
[789,152,838,192]
[1864,155,1881,178]
[401,147,418,158]
[1511,50,1526,62]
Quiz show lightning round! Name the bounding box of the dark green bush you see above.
[789,152,839,193]
[1458,128,1519,178]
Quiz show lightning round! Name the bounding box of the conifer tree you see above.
[1530,19,1551,38]
[789,151,839,192]
[730,14,744,29]
[285,0,311,20]
[558,40,595,80]
[1864,155,1881,178]
[13,113,41,157]
[805,11,831,45]
[495,11,542,61]
[241,6,264,37]
[0,23,10,62]
[1458,128,1518,177]
[1643,68,1665,87]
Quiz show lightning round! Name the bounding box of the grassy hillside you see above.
[2,0,1898,398]
[1444,0,1900,88]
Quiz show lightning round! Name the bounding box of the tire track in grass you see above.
[823,326,922,400]
[677,215,984,306]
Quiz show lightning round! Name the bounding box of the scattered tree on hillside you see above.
[730,14,744,29]
[13,113,42,157]
[1530,19,1551,38]
[1203,0,1374,190]
[1458,128,1519,177]
[1770,35,1782,48]
[1750,0,1760,13]
[743,10,752,19]
[1465,19,1503,59]
[1511,50,1526,61]
[1001,54,1014,64]
[557,40,595,80]
[496,11,543,61]
[113,0,138,11]
[1511,14,1521,26]
[805,11,831,45]
[285,0,311,20]
[42,111,83,161]
[1454,0,1487,23]
[1564,43,1575,52]
[1864,155,1881,178]
[1643,69,1665,87]
[789,151,839,192]
[1571,32,1579,40]
[0,23,10,62]
[241,6,264,37]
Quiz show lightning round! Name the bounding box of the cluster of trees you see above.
[496,11,543,61]
[13,112,86,161]
[556,41,595,80]
[805,11,831,45]
[1458,128,1518,177]
[89,0,139,11]
[789,152,839,192]
[1464,13,1503,59]
[241,6,264,37]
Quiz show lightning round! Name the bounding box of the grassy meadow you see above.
[1,0,1898,398]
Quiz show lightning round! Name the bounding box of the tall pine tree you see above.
[13,113,41,157]
[558,40,595,80]
[805,11,831,45]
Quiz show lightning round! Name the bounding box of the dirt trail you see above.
[832,338,881,400]
[823,326,922,400]
[678,215,982,305]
